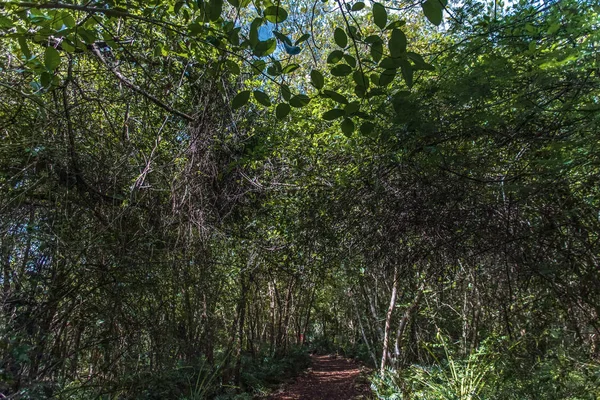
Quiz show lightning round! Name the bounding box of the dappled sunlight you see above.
[268,355,370,400]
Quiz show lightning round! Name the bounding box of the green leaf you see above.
[331,64,353,77]
[360,121,375,135]
[232,90,251,109]
[323,90,348,104]
[253,59,267,74]
[282,63,300,74]
[249,17,262,46]
[397,59,413,87]
[264,6,288,23]
[281,85,292,101]
[365,35,382,44]
[386,20,406,30]
[344,54,357,68]
[227,0,240,7]
[207,0,223,22]
[40,71,52,88]
[273,30,292,46]
[327,50,344,64]
[373,3,387,30]
[226,60,241,75]
[322,109,345,120]
[371,41,383,62]
[334,28,348,48]
[44,46,61,71]
[254,90,271,106]
[0,15,13,28]
[253,39,277,57]
[355,85,367,98]
[389,29,407,58]
[345,101,360,115]
[347,26,361,40]
[60,40,75,53]
[62,12,76,29]
[341,118,355,136]
[422,0,443,26]
[276,103,291,119]
[351,2,365,11]
[289,94,311,108]
[295,33,310,45]
[310,70,325,90]
[378,69,396,86]
[379,57,399,69]
[370,73,380,86]
[18,37,31,59]
[352,70,369,89]
[227,27,241,45]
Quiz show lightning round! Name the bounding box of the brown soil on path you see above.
[266,354,371,400]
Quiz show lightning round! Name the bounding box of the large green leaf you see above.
[371,41,384,62]
[253,39,277,57]
[331,64,353,77]
[422,0,443,26]
[282,64,300,74]
[264,6,288,23]
[310,70,325,90]
[327,50,344,64]
[295,33,310,45]
[323,90,348,104]
[352,2,365,11]
[389,29,407,58]
[254,90,271,106]
[373,3,387,30]
[378,69,396,86]
[352,71,369,89]
[322,109,345,120]
[289,94,311,108]
[232,90,251,109]
[207,0,223,22]
[360,121,375,135]
[44,46,61,71]
[276,103,291,119]
[345,101,360,115]
[398,59,413,87]
[341,118,355,136]
[281,85,292,101]
[334,28,348,48]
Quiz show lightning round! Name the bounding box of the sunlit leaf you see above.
[327,50,344,64]
[44,46,61,71]
[264,6,288,23]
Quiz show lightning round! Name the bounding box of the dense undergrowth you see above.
[370,332,600,400]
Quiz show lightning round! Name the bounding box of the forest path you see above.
[266,354,371,400]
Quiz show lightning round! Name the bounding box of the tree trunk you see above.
[380,265,399,374]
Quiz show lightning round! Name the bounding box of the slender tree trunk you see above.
[381,265,399,374]
[351,291,378,366]
[394,285,424,366]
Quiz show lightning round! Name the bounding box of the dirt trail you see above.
[266,354,371,400]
